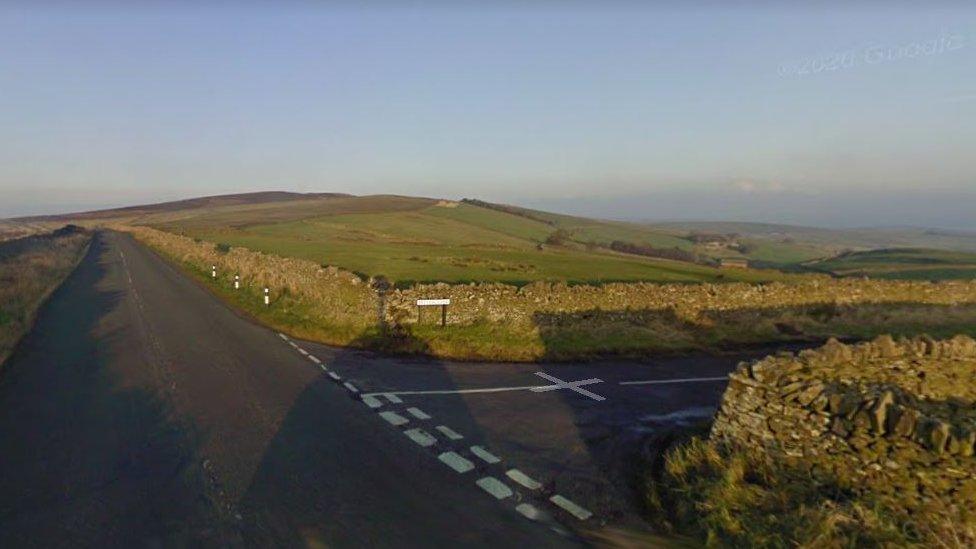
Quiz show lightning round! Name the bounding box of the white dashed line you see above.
[549,495,593,521]
[278,333,289,341]
[435,426,463,440]
[297,348,309,356]
[308,355,321,364]
[379,411,409,427]
[318,364,328,373]
[619,376,728,386]
[361,395,384,409]
[343,382,359,393]
[470,446,501,464]
[404,428,437,448]
[384,394,403,404]
[328,371,342,382]
[476,477,513,500]
[506,469,542,490]
[438,452,475,474]
[406,407,430,420]
[516,503,542,521]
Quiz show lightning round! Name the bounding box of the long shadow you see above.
[0,233,225,547]
[233,326,575,547]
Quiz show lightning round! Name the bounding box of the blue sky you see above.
[1,3,974,227]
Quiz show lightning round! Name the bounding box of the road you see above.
[0,230,779,547]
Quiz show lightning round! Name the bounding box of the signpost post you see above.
[416,298,450,327]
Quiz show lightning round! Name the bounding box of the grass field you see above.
[809,248,976,280]
[153,198,794,285]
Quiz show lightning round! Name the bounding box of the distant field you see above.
[152,197,791,284]
[810,248,976,280]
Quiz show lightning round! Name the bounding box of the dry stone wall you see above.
[387,278,976,327]
[711,335,976,513]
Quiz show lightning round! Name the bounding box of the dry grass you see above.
[0,229,91,366]
[646,436,974,548]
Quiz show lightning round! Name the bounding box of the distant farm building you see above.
[720,258,749,269]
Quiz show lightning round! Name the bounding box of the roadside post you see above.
[416,298,450,327]
[264,287,270,306]
[234,275,240,289]
[211,265,217,278]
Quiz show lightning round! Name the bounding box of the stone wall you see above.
[386,278,976,327]
[711,335,976,512]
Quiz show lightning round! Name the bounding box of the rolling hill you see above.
[807,248,976,280]
[16,192,976,283]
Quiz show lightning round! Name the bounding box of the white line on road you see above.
[379,411,409,427]
[308,355,321,364]
[438,451,475,473]
[549,495,593,521]
[406,407,430,420]
[506,469,542,490]
[619,376,728,386]
[363,385,549,398]
[435,425,463,440]
[361,395,383,409]
[343,382,359,393]
[297,348,309,356]
[470,446,501,464]
[278,333,289,341]
[328,371,342,382]
[404,428,437,448]
[516,503,542,521]
[476,477,513,500]
[384,393,403,404]
[532,372,606,401]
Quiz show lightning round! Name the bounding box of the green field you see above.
[809,248,976,280]
[149,196,792,284]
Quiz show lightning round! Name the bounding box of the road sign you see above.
[416,298,450,326]
[416,298,450,306]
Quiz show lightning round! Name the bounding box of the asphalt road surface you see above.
[0,230,785,547]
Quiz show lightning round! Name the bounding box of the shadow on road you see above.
[0,233,227,547]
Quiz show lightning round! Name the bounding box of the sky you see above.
[1,3,974,228]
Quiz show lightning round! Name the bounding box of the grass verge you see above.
[0,227,92,367]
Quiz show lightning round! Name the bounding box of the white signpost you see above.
[264,287,270,306]
[211,265,217,278]
[234,274,240,289]
[417,298,451,327]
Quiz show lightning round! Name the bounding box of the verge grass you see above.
[646,435,973,548]
[0,228,91,366]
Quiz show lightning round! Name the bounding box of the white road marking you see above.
[435,425,463,440]
[278,333,289,341]
[318,364,329,372]
[404,428,437,448]
[384,393,403,404]
[516,503,542,521]
[297,348,309,356]
[308,355,321,364]
[470,446,501,464]
[619,376,729,386]
[343,382,359,393]
[532,372,606,401]
[362,385,550,398]
[362,395,384,409]
[379,411,409,427]
[506,469,542,490]
[476,477,513,500]
[328,371,342,382]
[438,451,475,473]
[406,407,430,420]
[549,495,593,520]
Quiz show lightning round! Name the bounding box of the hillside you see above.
[809,248,976,280]
[21,192,976,283]
[144,195,789,284]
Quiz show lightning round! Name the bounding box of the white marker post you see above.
[234,275,240,290]
[264,287,270,306]
[211,265,216,278]
[416,298,451,327]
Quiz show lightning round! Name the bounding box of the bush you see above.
[609,240,702,264]
[215,242,231,254]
